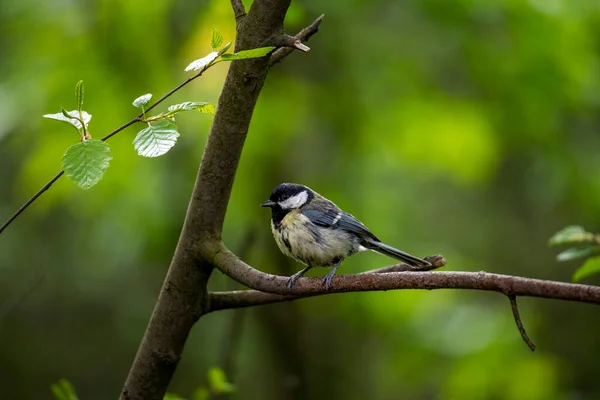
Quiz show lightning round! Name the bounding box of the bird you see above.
[261,183,430,290]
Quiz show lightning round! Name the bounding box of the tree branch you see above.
[270,14,324,67]
[509,295,536,351]
[205,243,600,309]
[230,0,246,20]
[121,1,301,399]
[206,255,447,312]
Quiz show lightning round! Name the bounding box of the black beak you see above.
[260,200,276,208]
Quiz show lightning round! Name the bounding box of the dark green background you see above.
[2,0,600,399]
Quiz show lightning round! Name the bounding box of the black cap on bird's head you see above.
[261,183,314,210]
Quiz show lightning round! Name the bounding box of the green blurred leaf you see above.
[220,46,275,61]
[573,256,600,282]
[133,120,179,158]
[548,226,596,246]
[44,109,92,131]
[133,93,153,109]
[62,139,112,189]
[192,387,210,400]
[163,393,186,400]
[556,246,600,262]
[75,80,84,112]
[218,42,232,56]
[167,102,215,115]
[50,379,78,400]
[207,367,235,394]
[185,52,218,72]
[211,27,223,50]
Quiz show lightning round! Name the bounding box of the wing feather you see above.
[302,208,379,241]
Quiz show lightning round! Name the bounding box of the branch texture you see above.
[270,15,324,67]
[121,1,301,399]
[206,243,600,308]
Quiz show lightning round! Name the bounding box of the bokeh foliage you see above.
[2,0,600,399]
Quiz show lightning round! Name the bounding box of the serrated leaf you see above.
[50,379,78,400]
[556,246,599,262]
[573,256,600,282]
[133,120,179,158]
[133,93,153,108]
[207,367,235,394]
[75,80,84,112]
[62,139,112,189]
[185,52,218,72]
[168,102,215,115]
[548,225,596,246]
[211,27,223,50]
[44,110,92,131]
[218,42,232,56]
[220,46,275,61]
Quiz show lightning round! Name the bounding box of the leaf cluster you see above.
[549,226,600,281]
[42,28,274,189]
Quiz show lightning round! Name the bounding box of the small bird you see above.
[261,183,430,290]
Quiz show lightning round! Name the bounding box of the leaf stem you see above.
[1,64,212,236]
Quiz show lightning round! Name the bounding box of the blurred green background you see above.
[2,0,600,399]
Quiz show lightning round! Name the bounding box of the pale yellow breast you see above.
[271,210,355,267]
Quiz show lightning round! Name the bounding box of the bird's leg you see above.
[323,258,343,290]
[287,265,313,289]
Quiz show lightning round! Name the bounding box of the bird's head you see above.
[261,183,314,211]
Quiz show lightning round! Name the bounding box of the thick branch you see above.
[121,1,298,399]
[205,243,600,311]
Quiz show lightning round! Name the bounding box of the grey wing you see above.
[302,208,380,242]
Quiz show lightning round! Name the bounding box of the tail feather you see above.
[364,240,430,267]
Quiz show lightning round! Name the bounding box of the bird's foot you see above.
[286,271,303,289]
[323,270,336,290]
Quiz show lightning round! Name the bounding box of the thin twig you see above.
[366,254,445,274]
[269,15,324,67]
[0,172,64,235]
[230,0,246,20]
[0,66,211,236]
[0,269,46,322]
[508,295,536,351]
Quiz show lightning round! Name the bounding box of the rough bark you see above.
[121,1,296,398]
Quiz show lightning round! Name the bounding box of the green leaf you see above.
[557,246,599,262]
[75,80,84,112]
[62,139,112,189]
[218,42,232,56]
[44,110,92,131]
[133,120,179,158]
[207,367,235,394]
[167,102,215,115]
[133,93,153,108]
[185,52,218,72]
[211,27,223,50]
[50,379,78,400]
[548,225,596,246]
[163,393,186,400]
[573,256,600,282]
[220,46,275,61]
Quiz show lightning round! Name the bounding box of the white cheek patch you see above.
[279,190,308,209]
